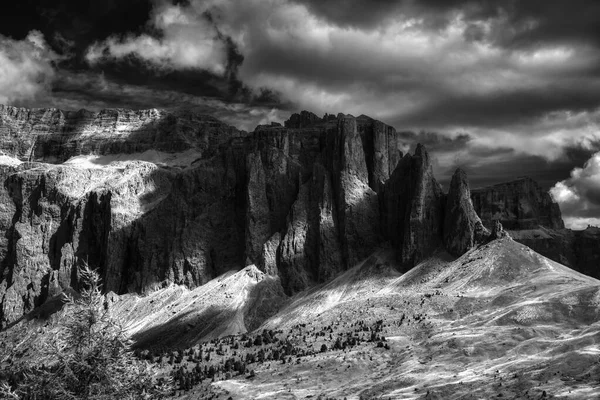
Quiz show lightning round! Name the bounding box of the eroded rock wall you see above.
[380,144,445,269]
[0,105,497,326]
[443,168,489,256]
[0,105,242,162]
[470,177,565,230]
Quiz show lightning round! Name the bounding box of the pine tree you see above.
[0,263,172,399]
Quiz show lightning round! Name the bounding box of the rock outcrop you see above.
[470,176,564,230]
[490,220,510,240]
[0,105,242,163]
[380,144,445,269]
[443,168,489,256]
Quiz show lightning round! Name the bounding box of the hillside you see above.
[4,236,599,399]
[472,177,600,279]
[208,238,600,399]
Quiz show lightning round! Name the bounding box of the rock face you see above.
[443,168,490,256]
[490,220,510,240]
[470,176,564,230]
[0,105,250,327]
[0,105,242,163]
[0,107,411,326]
[380,144,445,269]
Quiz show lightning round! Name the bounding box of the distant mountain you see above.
[472,176,600,279]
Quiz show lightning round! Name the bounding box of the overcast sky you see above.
[1,0,600,229]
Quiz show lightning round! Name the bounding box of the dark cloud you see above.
[47,70,285,131]
[457,152,580,191]
[401,82,600,129]
[295,0,600,48]
[394,131,556,189]
[292,0,407,29]
[396,129,600,192]
[0,0,153,62]
[485,0,600,48]
[0,0,268,112]
[398,131,472,155]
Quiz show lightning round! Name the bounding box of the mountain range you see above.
[1,106,599,398]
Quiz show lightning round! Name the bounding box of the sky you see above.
[1,0,600,229]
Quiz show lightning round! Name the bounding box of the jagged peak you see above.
[414,143,427,157]
[490,220,511,240]
[452,167,467,179]
[241,264,267,282]
[283,110,323,128]
[443,167,490,256]
[448,167,469,192]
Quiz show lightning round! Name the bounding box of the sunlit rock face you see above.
[0,105,243,163]
[0,106,248,327]
[248,113,399,293]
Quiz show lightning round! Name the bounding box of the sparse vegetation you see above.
[2,241,600,399]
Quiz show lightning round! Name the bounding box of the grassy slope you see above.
[112,265,288,349]
[212,238,600,399]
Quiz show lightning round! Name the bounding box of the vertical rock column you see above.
[381,144,444,269]
[330,116,380,268]
[443,168,489,256]
[245,151,271,266]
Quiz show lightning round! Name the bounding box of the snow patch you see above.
[0,155,23,166]
[64,149,203,168]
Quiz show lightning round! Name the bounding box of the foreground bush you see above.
[0,264,172,399]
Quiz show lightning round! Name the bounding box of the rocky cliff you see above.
[471,176,600,279]
[0,106,489,327]
[443,168,489,256]
[470,176,564,230]
[380,145,444,269]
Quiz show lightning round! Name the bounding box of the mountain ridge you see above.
[0,104,592,330]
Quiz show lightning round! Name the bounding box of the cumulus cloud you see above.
[0,30,59,105]
[86,1,228,75]
[550,152,600,229]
